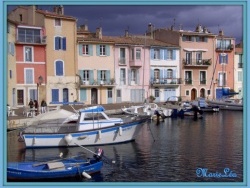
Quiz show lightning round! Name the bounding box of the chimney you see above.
[196,24,203,33]
[125,30,129,37]
[203,27,208,33]
[80,24,88,31]
[96,27,102,39]
[53,5,64,15]
[219,30,224,36]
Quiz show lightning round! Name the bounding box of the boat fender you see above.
[98,130,101,140]
[82,171,91,179]
[64,134,73,145]
[119,127,123,136]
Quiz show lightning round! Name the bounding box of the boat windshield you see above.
[83,112,107,121]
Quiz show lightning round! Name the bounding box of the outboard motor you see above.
[94,148,104,161]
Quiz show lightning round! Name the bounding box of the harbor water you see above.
[7,110,243,183]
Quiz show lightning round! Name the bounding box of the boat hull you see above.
[208,100,243,111]
[7,159,103,180]
[22,117,148,148]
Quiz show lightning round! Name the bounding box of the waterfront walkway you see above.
[6,102,179,131]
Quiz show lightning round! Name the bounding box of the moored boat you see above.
[7,150,104,180]
[207,98,243,111]
[19,105,149,148]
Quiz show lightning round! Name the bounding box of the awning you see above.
[183,48,208,52]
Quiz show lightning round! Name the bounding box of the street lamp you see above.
[37,76,43,104]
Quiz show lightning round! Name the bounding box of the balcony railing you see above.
[216,44,234,51]
[17,34,47,44]
[150,78,182,85]
[183,58,211,66]
[238,63,243,68]
[81,79,116,86]
[185,79,192,85]
[200,80,206,85]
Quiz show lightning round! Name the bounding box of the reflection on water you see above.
[7,111,243,182]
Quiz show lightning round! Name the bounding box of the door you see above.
[116,89,122,103]
[107,88,113,104]
[91,88,97,104]
[191,88,197,100]
[63,88,69,103]
[164,88,176,101]
[17,89,24,105]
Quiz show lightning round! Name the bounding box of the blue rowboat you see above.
[7,155,103,180]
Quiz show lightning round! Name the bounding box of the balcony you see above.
[80,79,116,88]
[129,59,143,67]
[216,44,234,52]
[150,78,182,86]
[119,58,126,65]
[183,58,211,67]
[17,35,47,44]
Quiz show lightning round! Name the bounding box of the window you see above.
[8,42,15,56]
[154,69,160,80]
[136,49,141,60]
[216,39,232,50]
[155,88,159,98]
[185,71,192,84]
[82,45,89,55]
[219,53,228,64]
[55,36,66,50]
[131,69,136,82]
[167,50,173,60]
[120,68,126,84]
[196,52,202,64]
[29,89,37,101]
[18,28,41,43]
[167,69,173,79]
[119,48,126,64]
[186,52,192,64]
[25,68,34,84]
[108,88,112,98]
[19,14,22,22]
[100,45,106,55]
[186,90,190,96]
[55,18,61,26]
[82,70,89,81]
[200,71,206,84]
[131,48,134,60]
[154,49,160,59]
[52,89,59,102]
[100,70,107,81]
[9,70,12,79]
[182,35,194,42]
[24,46,33,62]
[218,72,226,87]
[55,60,64,76]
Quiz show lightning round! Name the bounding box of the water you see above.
[7,110,243,183]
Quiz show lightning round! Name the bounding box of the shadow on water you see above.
[7,111,243,182]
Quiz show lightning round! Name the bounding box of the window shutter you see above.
[79,45,83,55]
[106,45,110,56]
[52,89,59,102]
[150,49,154,59]
[55,37,60,50]
[62,37,66,50]
[96,45,100,56]
[173,50,176,60]
[160,69,164,80]
[136,70,140,85]
[204,37,208,42]
[173,69,176,78]
[89,70,94,84]
[182,36,186,41]
[106,70,110,83]
[226,54,228,64]
[79,70,84,80]
[150,69,154,80]
[80,89,87,101]
[191,37,195,42]
[97,70,101,84]
[219,54,222,64]
[160,49,164,60]
[56,61,63,76]
[26,69,33,84]
[164,49,167,60]
[164,69,167,79]
[89,45,93,56]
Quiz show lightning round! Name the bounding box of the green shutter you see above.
[106,45,110,56]
[89,45,93,56]
[80,89,87,101]
[96,45,100,56]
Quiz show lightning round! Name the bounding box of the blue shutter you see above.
[96,45,100,56]
[150,69,154,80]
[160,69,164,80]
[160,49,164,60]
[106,45,110,56]
[173,69,176,78]
[62,37,66,50]
[97,70,101,84]
[164,49,167,60]
[226,54,228,64]
[150,49,154,59]
[136,69,140,85]
[89,70,94,84]
[173,50,176,60]
[52,89,59,102]
[79,45,83,55]
[56,61,63,76]
[89,45,93,56]
[196,37,199,42]
[164,69,167,79]
[106,70,110,83]
[79,70,84,80]
[55,37,60,50]
[80,89,87,101]
[219,54,222,64]
[78,44,82,55]
[26,69,33,84]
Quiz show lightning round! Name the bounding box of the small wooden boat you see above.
[7,151,104,180]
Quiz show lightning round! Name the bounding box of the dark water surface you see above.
[7,110,243,183]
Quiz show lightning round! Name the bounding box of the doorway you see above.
[91,88,98,104]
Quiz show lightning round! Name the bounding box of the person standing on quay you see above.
[41,99,47,114]
[28,99,34,109]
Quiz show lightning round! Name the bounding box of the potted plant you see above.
[149,95,156,103]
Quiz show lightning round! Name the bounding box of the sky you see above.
[7,5,243,44]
